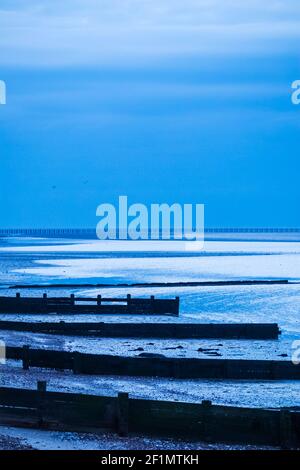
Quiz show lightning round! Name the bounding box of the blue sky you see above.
[0,0,300,228]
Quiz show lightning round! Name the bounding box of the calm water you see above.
[0,236,300,331]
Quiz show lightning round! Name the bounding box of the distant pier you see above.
[0,227,300,239]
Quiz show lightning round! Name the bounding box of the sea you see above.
[0,232,299,448]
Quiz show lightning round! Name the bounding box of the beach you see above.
[0,234,300,448]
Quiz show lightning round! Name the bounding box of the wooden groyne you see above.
[0,294,179,316]
[0,383,298,447]
[9,279,289,289]
[0,321,280,339]
[6,346,299,380]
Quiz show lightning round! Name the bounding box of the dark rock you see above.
[204,351,222,357]
[197,347,219,352]
[138,352,166,358]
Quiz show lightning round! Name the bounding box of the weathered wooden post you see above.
[16,292,21,299]
[201,400,212,442]
[117,392,129,437]
[202,400,212,407]
[70,293,75,306]
[22,345,30,370]
[37,381,47,427]
[126,294,131,314]
[58,320,65,333]
[280,409,293,449]
[97,295,102,306]
[37,381,47,392]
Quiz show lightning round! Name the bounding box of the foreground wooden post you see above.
[280,409,292,449]
[202,400,212,407]
[37,381,47,392]
[22,345,30,370]
[200,400,212,442]
[117,392,129,437]
[97,295,102,306]
[37,381,47,426]
[70,294,75,306]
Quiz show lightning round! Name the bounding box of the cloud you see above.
[0,0,300,66]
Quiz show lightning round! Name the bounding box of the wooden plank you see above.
[5,346,300,380]
[0,321,280,339]
[0,385,299,447]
